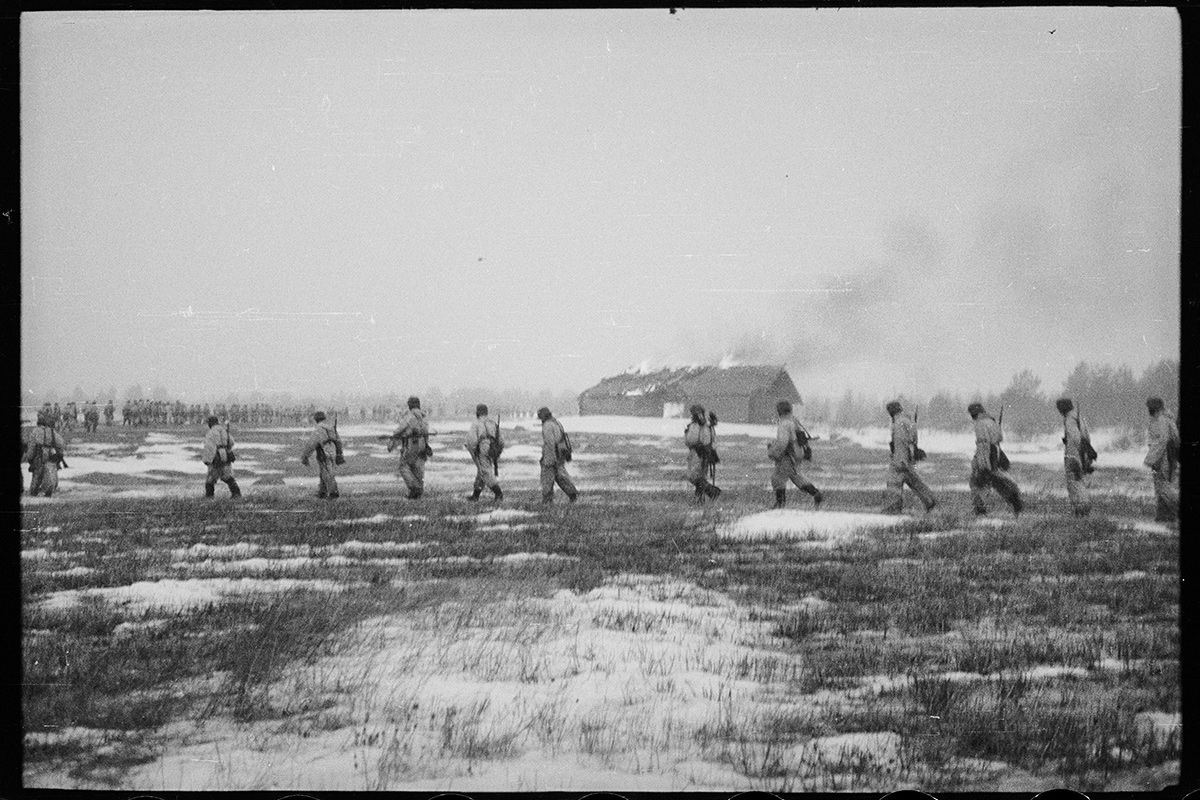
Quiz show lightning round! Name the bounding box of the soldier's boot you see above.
[1010,494,1023,518]
[568,492,578,503]
[773,489,786,509]
[492,486,503,502]
[802,485,823,510]
[408,489,423,500]
[705,484,721,500]
[1155,498,1174,522]
[467,489,481,502]
[205,482,216,498]
[225,478,241,498]
[924,499,938,513]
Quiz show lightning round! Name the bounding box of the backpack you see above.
[558,427,573,462]
[487,420,504,462]
[1080,436,1097,474]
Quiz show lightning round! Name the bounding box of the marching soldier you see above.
[767,399,822,509]
[1144,397,1179,523]
[388,396,431,499]
[25,409,67,498]
[84,402,100,433]
[301,411,343,499]
[538,407,578,504]
[683,404,721,502]
[201,415,242,498]
[883,400,936,514]
[464,403,503,502]
[103,400,115,427]
[968,402,1023,517]
[1056,398,1092,517]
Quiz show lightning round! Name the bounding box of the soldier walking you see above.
[538,406,578,504]
[201,415,241,498]
[464,403,503,502]
[388,396,431,499]
[84,402,100,434]
[883,400,936,514]
[684,404,721,502]
[104,400,115,426]
[1056,398,1092,517]
[25,409,67,498]
[301,411,343,499]
[767,399,822,509]
[1144,397,1179,523]
[968,402,1023,517]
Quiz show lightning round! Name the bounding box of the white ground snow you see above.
[37,577,354,614]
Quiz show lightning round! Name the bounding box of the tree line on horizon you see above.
[804,358,1179,439]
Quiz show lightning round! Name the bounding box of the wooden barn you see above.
[578,365,801,424]
[576,367,704,417]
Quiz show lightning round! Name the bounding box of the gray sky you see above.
[21,8,1180,402]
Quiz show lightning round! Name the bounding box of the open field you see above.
[20,418,1179,791]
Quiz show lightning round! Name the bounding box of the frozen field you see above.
[20,417,1179,792]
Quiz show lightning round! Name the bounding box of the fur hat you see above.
[537,407,551,420]
[886,400,903,416]
[476,404,489,417]
[407,396,421,409]
[313,411,327,422]
[776,400,792,415]
[1055,398,1074,415]
[1146,397,1165,413]
[967,402,985,418]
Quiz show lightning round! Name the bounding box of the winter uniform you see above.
[390,403,430,499]
[539,408,578,504]
[968,405,1022,516]
[1059,403,1091,517]
[301,414,343,499]
[684,407,720,501]
[767,404,822,508]
[883,404,936,513]
[1144,400,1179,522]
[464,408,502,500]
[25,418,66,497]
[201,419,241,498]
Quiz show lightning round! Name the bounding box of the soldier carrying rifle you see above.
[385,396,432,500]
[767,399,822,509]
[202,415,242,499]
[882,400,936,514]
[1144,396,1179,523]
[25,409,67,498]
[464,403,503,502]
[684,404,721,502]
[301,411,344,499]
[967,402,1022,517]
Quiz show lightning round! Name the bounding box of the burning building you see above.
[577,364,801,424]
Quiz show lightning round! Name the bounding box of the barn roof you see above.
[578,366,706,399]
[580,364,796,399]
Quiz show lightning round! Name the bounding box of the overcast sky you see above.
[21,8,1180,402]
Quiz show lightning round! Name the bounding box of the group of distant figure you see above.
[21,394,1180,524]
